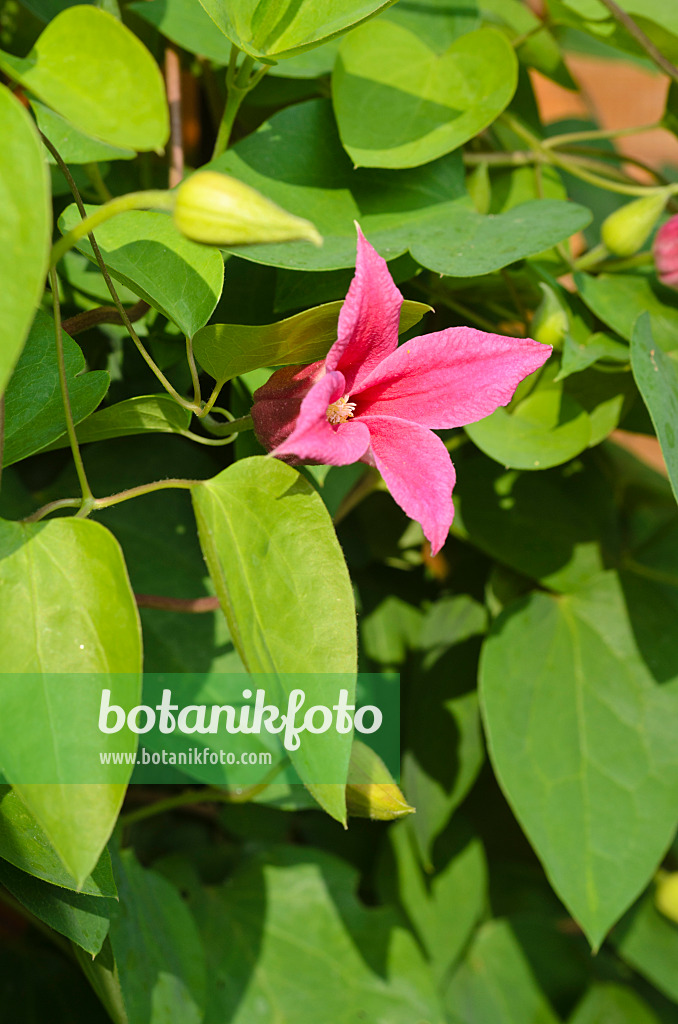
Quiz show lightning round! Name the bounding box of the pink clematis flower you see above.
[252,227,551,555]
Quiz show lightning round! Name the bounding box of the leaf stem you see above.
[211,47,268,158]
[49,268,94,511]
[165,45,185,188]
[24,478,203,524]
[543,122,661,149]
[596,0,678,84]
[186,336,202,407]
[121,774,284,827]
[135,593,220,613]
[84,161,112,202]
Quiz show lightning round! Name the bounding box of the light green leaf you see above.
[128,0,232,64]
[613,889,678,1004]
[568,983,662,1024]
[0,6,168,151]
[384,819,487,983]
[445,918,561,1024]
[0,84,51,398]
[465,381,592,470]
[333,24,517,168]
[192,298,431,384]
[0,857,115,956]
[107,847,206,1024]
[0,517,142,886]
[39,396,193,454]
[211,100,590,273]
[189,846,444,1023]
[555,331,628,381]
[575,270,678,347]
[3,308,110,467]
[191,457,358,822]
[58,205,224,337]
[0,786,116,896]
[480,572,678,948]
[385,0,480,52]
[32,100,135,164]
[631,314,678,505]
[197,0,399,61]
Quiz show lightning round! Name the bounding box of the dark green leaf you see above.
[631,314,678,505]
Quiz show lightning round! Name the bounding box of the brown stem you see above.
[62,299,149,336]
[165,46,184,187]
[134,593,221,613]
[596,0,678,83]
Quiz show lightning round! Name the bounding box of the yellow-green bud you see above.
[345,740,414,821]
[531,283,568,349]
[601,190,669,258]
[655,871,678,923]
[173,170,322,248]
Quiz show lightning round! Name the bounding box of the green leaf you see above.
[480,572,678,948]
[613,889,678,1004]
[196,0,399,61]
[0,84,51,398]
[555,331,628,381]
[192,298,431,385]
[569,983,662,1024]
[107,847,206,1024]
[211,100,591,273]
[0,517,142,886]
[465,380,592,470]
[58,205,224,338]
[333,24,517,168]
[452,453,612,592]
[128,0,232,64]
[0,857,115,955]
[32,100,135,164]
[189,846,444,1023]
[191,457,358,822]
[3,308,110,467]
[445,918,561,1024]
[39,396,193,454]
[631,314,678,505]
[0,787,116,896]
[575,270,678,348]
[0,7,168,151]
[384,0,480,52]
[384,818,487,983]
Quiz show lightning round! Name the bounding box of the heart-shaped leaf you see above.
[480,572,678,948]
[59,205,224,338]
[631,314,678,505]
[0,6,168,151]
[0,517,142,886]
[333,23,517,168]
[38,396,193,455]
[3,308,110,467]
[0,84,51,399]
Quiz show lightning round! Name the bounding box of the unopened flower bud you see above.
[655,871,678,923]
[653,213,678,290]
[601,191,669,258]
[531,283,568,349]
[345,741,414,820]
[251,361,326,459]
[173,170,322,247]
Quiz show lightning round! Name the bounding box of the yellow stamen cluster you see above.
[326,395,357,426]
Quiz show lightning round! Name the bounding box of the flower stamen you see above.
[326,395,357,426]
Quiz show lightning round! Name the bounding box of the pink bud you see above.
[251,360,326,459]
[653,215,678,290]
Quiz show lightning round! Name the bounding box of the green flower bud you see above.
[655,871,678,923]
[531,283,568,349]
[601,190,669,258]
[466,162,491,215]
[173,170,322,248]
[345,740,414,821]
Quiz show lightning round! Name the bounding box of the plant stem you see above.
[62,298,150,336]
[211,47,268,159]
[135,594,221,613]
[198,380,224,417]
[201,412,253,437]
[40,136,200,413]
[50,190,175,268]
[543,122,661,149]
[24,478,202,524]
[121,774,284,826]
[596,0,678,84]
[165,45,184,187]
[572,243,609,273]
[186,336,202,407]
[49,268,94,512]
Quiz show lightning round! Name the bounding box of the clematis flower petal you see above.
[355,327,551,428]
[251,360,325,452]
[360,414,455,555]
[326,225,403,393]
[272,370,371,466]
